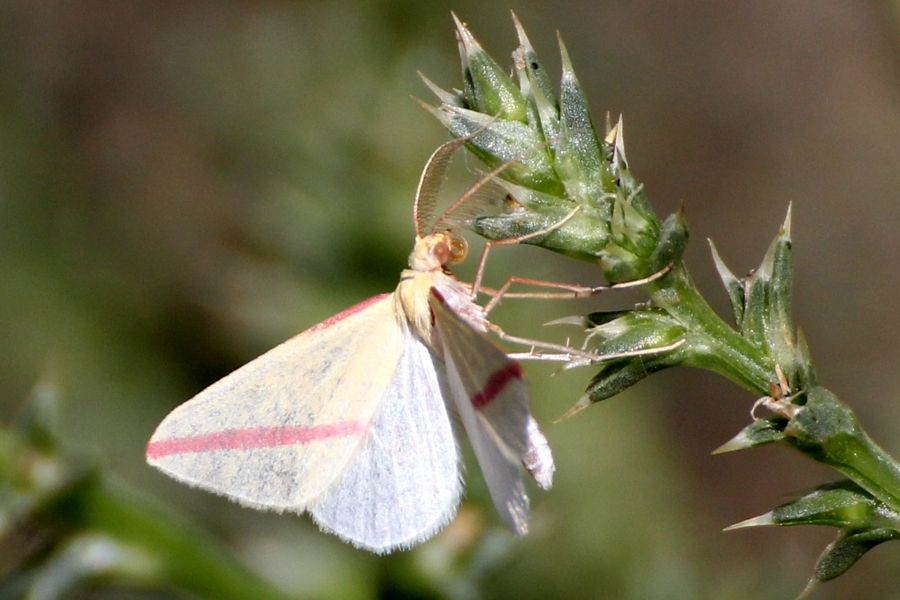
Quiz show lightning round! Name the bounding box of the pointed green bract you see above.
[646,209,687,278]
[741,244,775,351]
[453,14,528,123]
[813,528,900,582]
[509,13,558,157]
[726,481,900,584]
[770,481,897,529]
[424,103,563,194]
[765,207,796,376]
[794,328,818,388]
[423,13,662,279]
[582,359,669,404]
[713,417,788,453]
[423,15,900,589]
[555,37,613,204]
[470,177,612,260]
[575,308,686,403]
[512,13,558,124]
[725,206,796,369]
[709,239,745,326]
[472,203,610,261]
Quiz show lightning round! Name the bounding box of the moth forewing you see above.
[146,294,405,511]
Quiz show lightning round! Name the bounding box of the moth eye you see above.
[448,236,468,264]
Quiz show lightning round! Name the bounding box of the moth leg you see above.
[480,262,673,317]
[469,205,672,315]
[487,322,685,364]
[470,205,582,305]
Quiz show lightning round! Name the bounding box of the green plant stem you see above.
[50,475,295,600]
[643,263,900,518]
[838,433,900,514]
[788,387,900,514]
[644,261,773,394]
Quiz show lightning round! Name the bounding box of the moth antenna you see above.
[435,176,510,231]
[431,155,522,234]
[415,111,551,237]
[414,136,469,238]
[431,125,557,235]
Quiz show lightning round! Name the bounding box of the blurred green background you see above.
[3,1,900,598]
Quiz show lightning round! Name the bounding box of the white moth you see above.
[146,138,554,554]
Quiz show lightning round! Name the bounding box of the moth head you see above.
[409,231,467,272]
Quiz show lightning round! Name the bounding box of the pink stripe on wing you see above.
[471,362,524,409]
[146,421,367,460]
[305,294,390,335]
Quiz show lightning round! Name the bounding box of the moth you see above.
[146,137,554,553]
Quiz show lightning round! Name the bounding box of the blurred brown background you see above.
[2,1,900,598]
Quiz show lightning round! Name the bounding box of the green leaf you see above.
[581,356,670,404]
[424,103,563,195]
[472,201,611,261]
[582,361,658,404]
[726,481,900,586]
